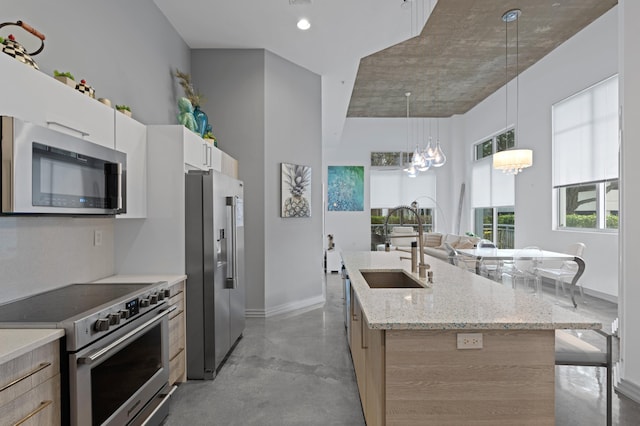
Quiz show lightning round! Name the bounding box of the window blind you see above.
[370,170,436,208]
[471,157,514,208]
[552,75,619,187]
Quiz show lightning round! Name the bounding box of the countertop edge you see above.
[0,329,65,365]
[91,274,187,287]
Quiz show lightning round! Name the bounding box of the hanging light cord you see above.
[516,13,519,145]
[505,15,508,134]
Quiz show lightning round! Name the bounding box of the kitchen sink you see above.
[360,270,426,289]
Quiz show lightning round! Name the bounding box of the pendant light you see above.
[493,9,532,175]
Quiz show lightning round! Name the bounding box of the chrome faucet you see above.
[384,205,429,278]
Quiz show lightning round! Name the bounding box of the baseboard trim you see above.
[245,309,266,318]
[245,294,326,318]
[616,377,640,404]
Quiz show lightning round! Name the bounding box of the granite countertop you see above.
[0,329,65,365]
[91,274,187,286]
[342,251,601,331]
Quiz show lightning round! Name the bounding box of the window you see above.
[471,129,516,248]
[557,180,618,229]
[552,75,618,231]
[474,207,515,249]
[369,166,437,250]
[474,129,514,160]
[371,207,433,250]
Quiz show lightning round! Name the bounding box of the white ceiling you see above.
[153,0,431,145]
[153,0,428,76]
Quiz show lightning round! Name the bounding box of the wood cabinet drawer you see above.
[169,310,185,359]
[0,374,60,426]
[169,348,186,386]
[168,281,185,303]
[0,341,59,407]
[169,296,184,317]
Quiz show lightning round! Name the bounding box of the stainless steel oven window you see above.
[91,323,163,425]
[71,309,170,426]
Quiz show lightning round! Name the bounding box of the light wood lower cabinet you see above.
[350,292,367,415]
[348,291,555,425]
[0,340,61,426]
[168,280,187,385]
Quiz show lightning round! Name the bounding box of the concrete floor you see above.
[164,273,640,426]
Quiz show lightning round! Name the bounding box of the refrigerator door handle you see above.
[225,195,237,289]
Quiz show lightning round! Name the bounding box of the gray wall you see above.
[1,0,190,124]
[192,49,323,316]
[0,0,190,302]
[191,49,266,314]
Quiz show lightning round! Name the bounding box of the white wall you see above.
[462,7,619,299]
[192,49,323,316]
[618,0,640,404]
[0,0,190,303]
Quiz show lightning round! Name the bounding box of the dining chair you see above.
[444,243,477,272]
[537,242,586,300]
[502,246,543,295]
[555,329,612,426]
[476,239,502,281]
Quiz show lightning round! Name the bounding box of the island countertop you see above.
[342,251,601,331]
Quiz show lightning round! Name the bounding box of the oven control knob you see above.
[163,289,171,298]
[150,294,158,304]
[108,313,121,325]
[94,318,110,332]
[119,310,130,319]
[140,298,150,308]
[157,291,165,301]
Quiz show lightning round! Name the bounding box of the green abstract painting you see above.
[327,166,364,211]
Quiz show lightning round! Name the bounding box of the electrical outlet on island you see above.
[457,333,483,349]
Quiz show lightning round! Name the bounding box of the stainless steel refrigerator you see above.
[185,169,245,379]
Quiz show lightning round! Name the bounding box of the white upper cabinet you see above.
[180,126,221,172]
[115,112,147,218]
[0,54,114,148]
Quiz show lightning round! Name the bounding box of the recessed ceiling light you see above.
[297,18,311,30]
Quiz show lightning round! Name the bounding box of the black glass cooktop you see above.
[0,283,154,323]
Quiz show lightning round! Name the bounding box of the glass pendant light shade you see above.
[405,164,418,178]
[431,139,446,167]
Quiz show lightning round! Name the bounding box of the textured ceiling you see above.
[348,0,617,118]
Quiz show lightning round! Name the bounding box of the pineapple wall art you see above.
[281,163,312,218]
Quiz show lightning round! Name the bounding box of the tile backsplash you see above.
[0,216,114,303]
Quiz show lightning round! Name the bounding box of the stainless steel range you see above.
[0,281,175,426]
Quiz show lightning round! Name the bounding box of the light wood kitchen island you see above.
[341,251,601,426]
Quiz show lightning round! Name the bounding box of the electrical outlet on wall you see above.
[457,333,483,349]
[94,230,103,247]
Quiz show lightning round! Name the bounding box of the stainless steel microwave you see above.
[1,116,126,215]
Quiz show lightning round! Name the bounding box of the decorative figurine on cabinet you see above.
[177,97,197,132]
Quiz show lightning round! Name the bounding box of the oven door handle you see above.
[78,305,176,365]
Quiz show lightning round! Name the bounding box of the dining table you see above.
[456,247,586,308]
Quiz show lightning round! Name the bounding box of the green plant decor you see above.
[115,105,131,112]
[53,70,75,80]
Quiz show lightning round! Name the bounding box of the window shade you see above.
[370,170,436,208]
[552,75,619,187]
[471,158,514,208]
